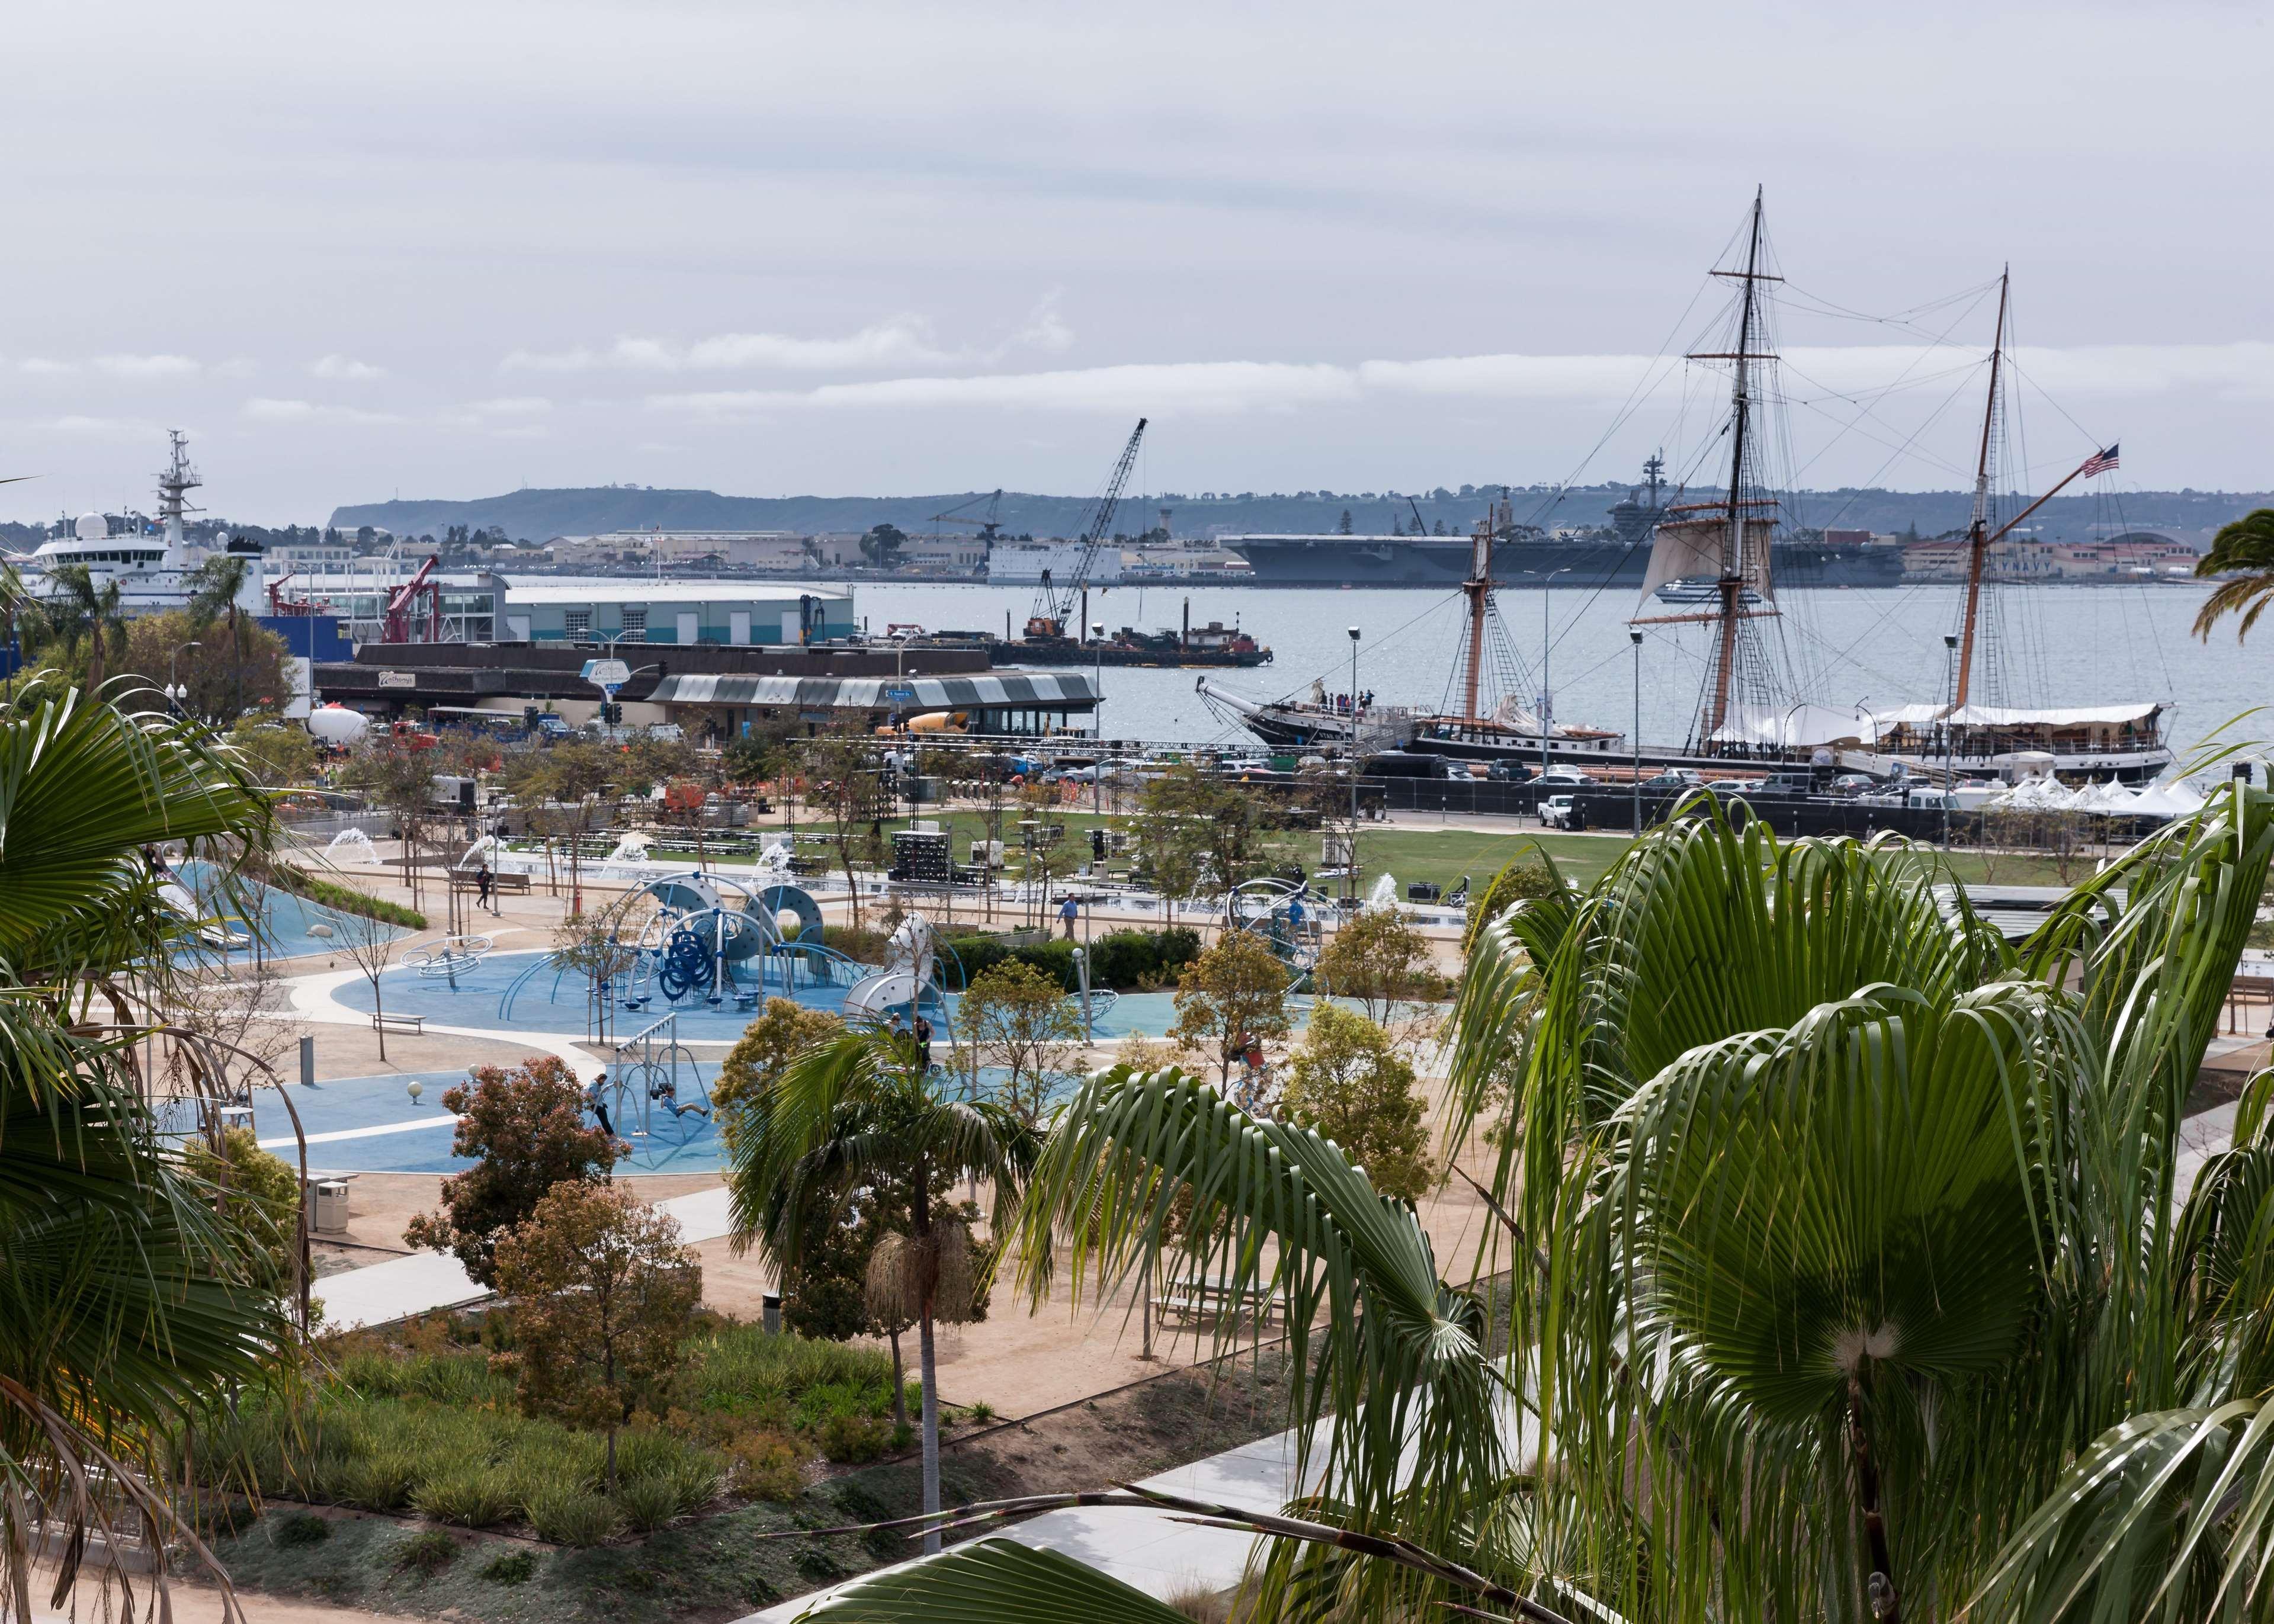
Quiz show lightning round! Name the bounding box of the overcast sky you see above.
[4,0,2267,524]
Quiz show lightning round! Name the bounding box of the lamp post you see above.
[168,641,203,717]
[1942,634,1959,848]
[1091,623,1105,817]
[1347,626,1361,901]
[1629,629,1643,836]
[1521,569,1573,780]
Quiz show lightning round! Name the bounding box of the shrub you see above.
[411,1465,517,1529]
[481,1549,539,1586]
[819,1413,893,1463]
[724,1430,806,1503]
[1462,852,1563,953]
[392,1529,458,1577]
[403,1055,623,1289]
[527,1486,619,1547]
[266,864,428,930]
[615,1475,683,1535]
[342,1450,420,1511]
[662,1453,722,1516]
[274,1512,332,1548]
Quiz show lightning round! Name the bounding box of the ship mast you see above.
[1707,190,1768,738]
[1952,269,2009,712]
[155,429,201,564]
[1460,503,1496,723]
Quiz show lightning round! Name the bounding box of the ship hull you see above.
[1224,535,1907,588]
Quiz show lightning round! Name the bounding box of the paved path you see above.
[313,1184,736,1330]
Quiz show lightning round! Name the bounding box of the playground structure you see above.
[1226,876,1324,987]
[499,868,871,1029]
[604,1011,714,1156]
[843,913,952,1025]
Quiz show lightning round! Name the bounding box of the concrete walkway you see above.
[314,1184,736,1330]
[750,1424,1309,1622]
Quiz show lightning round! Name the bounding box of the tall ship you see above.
[14,432,264,617]
[1207,198,2169,784]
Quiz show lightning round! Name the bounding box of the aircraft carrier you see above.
[1218,459,1906,588]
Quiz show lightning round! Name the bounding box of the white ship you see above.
[15,432,263,617]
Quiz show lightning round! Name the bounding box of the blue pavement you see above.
[244,1068,730,1176]
[174,861,406,964]
[331,950,1205,1041]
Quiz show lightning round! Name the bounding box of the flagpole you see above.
[1979,446,2117,553]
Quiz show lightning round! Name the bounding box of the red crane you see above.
[381,555,442,644]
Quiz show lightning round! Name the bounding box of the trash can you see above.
[312,1180,351,1236]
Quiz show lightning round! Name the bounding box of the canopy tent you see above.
[1872,701,2166,730]
[1706,703,1876,750]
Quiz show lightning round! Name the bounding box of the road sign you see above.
[884,686,917,702]
[581,658,631,689]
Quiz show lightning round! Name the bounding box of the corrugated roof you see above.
[648,672,1096,714]
[495,575,853,606]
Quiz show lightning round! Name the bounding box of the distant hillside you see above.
[332,483,2274,548]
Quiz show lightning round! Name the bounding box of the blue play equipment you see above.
[499,869,864,1026]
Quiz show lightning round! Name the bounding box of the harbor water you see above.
[845,580,2256,758]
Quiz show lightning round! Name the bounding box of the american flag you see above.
[2081,443,2121,477]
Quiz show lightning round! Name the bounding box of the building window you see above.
[620,608,647,642]
[565,609,591,641]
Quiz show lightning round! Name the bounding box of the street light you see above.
[1347,626,1361,901]
[1630,629,1643,836]
[168,641,203,715]
[1521,569,1573,781]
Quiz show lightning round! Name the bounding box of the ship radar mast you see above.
[155,429,201,562]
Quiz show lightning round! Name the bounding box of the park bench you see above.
[1152,1274,1279,1325]
[450,870,530,895]
[2228,972,2274,1035]
[371,1012,426,1037]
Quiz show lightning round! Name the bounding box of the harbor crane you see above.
[930,487,1007,543]
[1026,417,1146,643]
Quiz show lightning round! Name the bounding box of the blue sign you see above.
[884,686,917,702]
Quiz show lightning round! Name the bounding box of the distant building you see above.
[1822,527,1875,548]
[988,541,1123,585]
[900,537,989,573]
[495,577,855,645]
[550,530,812,570]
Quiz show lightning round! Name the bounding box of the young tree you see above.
[338,739,442,912]
[1168,929,1294,1086]
[492,1182,702,1490]
[1278,1003,1433,1202]
[1129,762,1283,903]
[952,959,1085,1127]
[404,1055,621,1287]
[331,898,405,1061]
[227,712,319,785]
[711,997,845,1155]
[1314,906,1453,1026]
[800,728,890,931]
[503,740,620,912]
[184,1124,308,1308]
[1461,849,1564,954]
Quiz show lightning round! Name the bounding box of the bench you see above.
[450,871,531,895]
[371,1012,426,1036]
[2228,973,2274,1035]
[1152,1275,1279,1325]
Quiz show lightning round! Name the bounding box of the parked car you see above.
[1540,794,1580,829]
[1537,766,1595,787]
[1756,772,1814,797]
[1486,760,1534,782]
[1640,772,1698,792]
[1829,773,1877,797]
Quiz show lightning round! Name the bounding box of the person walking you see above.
[912,1013,934,1075]
[1059,893,1079,941]
[476,861,495,914]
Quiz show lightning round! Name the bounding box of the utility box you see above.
[312,1180,351,1236]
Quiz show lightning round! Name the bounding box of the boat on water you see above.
[1207,198,2171,785]
[11,432,265,618]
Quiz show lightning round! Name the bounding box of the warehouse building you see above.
[495,577,854,645]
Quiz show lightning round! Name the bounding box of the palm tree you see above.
[0,671,291,1614]
[188,554,254,718]
[796,791,2274,1622]
[2194,508,2274,641]
[724,1023,1037,1552]
[34,562,128,691]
